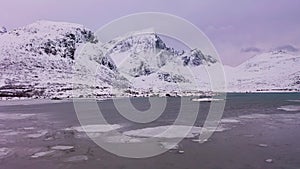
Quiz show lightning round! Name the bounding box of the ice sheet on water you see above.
[238,114,270,119]
[277,105,300,112]
[123,125,228,139]
[31,150,55,158]
[159,142,179,150]
[104,135,143,143]
[191,98,224,102]
[26,130,48,138]
[23,127,35,130]
[0,147,12,159]
[287,100,300,103]
[63,155,88,162]
[51,145,74,150]
[65,124,122,133]
[2,131,23,136]
[220,118,240,123]
[123,125,201,139]
[0,113,35,120]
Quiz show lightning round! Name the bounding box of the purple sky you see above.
[1,0,300,66]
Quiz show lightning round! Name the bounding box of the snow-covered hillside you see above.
[227,50,300,92]
[0,21,129,99]
[0,21,299,99]
[105,32,219,93]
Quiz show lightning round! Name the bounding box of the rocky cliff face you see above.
[0,21,128,99]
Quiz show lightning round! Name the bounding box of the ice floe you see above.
[0,113,35,120]
[63,155,88,162]
[265,159,273,163]
[51,145,74,151]
[191,98,224,102]
[123,125,201,139]
[123,125,227,139]
[23,127,35,130]
[65,124,122,133]
[277,105,300,112]
[192,138,208,143]
[31,150,56,158]
[238,114,270,119]
[0,130,25,136]
[104,135,143,143]
[258,144,268,147]
[0,147,12,159]
[26,130,48,138]
[159,142,179,150]
[287,99,300,103]
[220,118,240,123]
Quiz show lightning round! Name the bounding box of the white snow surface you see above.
[0,21,299,98]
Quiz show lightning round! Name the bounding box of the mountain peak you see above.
[107,32,167,54]
[0,20,97,60]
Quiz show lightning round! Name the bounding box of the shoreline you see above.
[0,91,299,106]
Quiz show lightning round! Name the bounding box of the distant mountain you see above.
[105,32,218,93]
[227,50,300,92]
[0,21,299,99]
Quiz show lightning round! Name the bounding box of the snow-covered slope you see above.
[0,21,128,98]
[227,50,300,92]
[105,32,219,93]
[0,21,298,99]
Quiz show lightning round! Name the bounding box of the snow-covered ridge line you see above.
[0,20,299,100]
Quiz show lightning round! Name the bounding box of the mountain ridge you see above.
[0,20,299,99]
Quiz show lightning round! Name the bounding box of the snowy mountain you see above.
[0,21,299,99]
[105,32,219,93]
[227,50,300,92]
[0,21,129,99]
